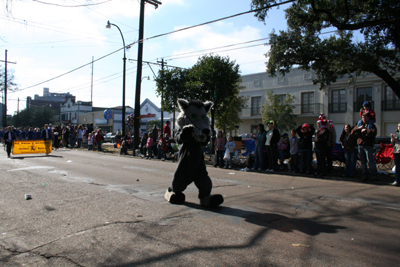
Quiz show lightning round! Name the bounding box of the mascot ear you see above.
[177,99,189,111]
[203,101,213,114]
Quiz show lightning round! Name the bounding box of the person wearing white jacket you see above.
[224,136,236,169]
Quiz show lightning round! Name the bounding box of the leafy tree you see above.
[155,68,191,114]
[215,95,248,134]
[155,54,244,135]
[251,0,400,98]
[260,90,296,133]
[9,106,56,128]
[0,67,18,92]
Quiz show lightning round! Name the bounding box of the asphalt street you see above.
[1,148,400,266]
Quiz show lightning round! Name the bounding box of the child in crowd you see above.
[157,134,168,161]
[278,133,290,169]
[88,133,93,150]
[289,129,300,173]
[120,136,129,155]
[146,133,154,159]
[224,136,236,169]
[357,101,376,128]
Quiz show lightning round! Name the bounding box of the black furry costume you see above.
[165,99,223,207]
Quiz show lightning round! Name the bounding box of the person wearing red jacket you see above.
[357,101,376,127]
[163,121,171,137]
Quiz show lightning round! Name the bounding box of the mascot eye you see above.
[191,113,198,120]
[201,115,206,120]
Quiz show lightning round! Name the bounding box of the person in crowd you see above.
[4,126,16,158]
[20,128,26,140]
[94,129,103,151]
[82,126,87,148]
[76,125,83,148]
[152,125,159,142]
[26,127,34,140]
[157,134,168,161]
[41,124,52,155]
[0,128,5,147]
[353,112,378,181]
[296,123,315,175]
[340,124,358,178]
[314,119,330,178]
[289,129,300,173]
[63,126,70,148]
[87,132,93,151]
[48,124,54,146]
[224,136,236,169]
[53,125,61,150]
[326,119,336,173]
[278,133,290,169]
[163,121,171,137]
[390,123,400,186]
[140,133,148,156]
[146,133,154,159]
[214,131,226,168]
[164,133,175,156]
[120,135,129,155]
[253,124,266,171]
[86,123,94,140]
[69,124,75,148]
[265,120,280,172]
[35,128,42,140]
[13,127,20,140]
[357,101,376,127]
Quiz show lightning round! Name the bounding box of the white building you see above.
[238,68,400,138]
[60,99,93,125]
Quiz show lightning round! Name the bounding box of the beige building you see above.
[238,68,400,138]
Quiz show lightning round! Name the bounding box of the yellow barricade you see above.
[12,140,52,155]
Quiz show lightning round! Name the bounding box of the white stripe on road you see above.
[7,166,54,172]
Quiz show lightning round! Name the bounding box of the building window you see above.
[277,94,286,104]
[254,79,260,86]
[330,89,346,113]
[301,92,314,113]
[251,96,261,116]
[303,73,312,80]
[354,87,373,111]
[383,86,400,111]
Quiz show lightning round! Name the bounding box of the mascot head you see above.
[177,99,213,142]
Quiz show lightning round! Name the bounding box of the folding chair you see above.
[242,139,255,156]
[332,142,346,168]
[375,143,394,170]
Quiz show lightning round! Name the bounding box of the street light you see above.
[106,20,127,136]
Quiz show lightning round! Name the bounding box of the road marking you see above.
[7,166,54,172]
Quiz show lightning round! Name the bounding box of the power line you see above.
[17,0,296,91]
[32,0,112,8]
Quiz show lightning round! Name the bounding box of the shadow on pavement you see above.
[184,202,346,235]
[99,203,346,267]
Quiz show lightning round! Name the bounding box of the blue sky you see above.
[1,0,289,115]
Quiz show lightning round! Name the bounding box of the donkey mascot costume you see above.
[164,99,224,207]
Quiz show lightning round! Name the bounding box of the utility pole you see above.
[1,50,16,127]
[91,56,94,105]
[157,58,165,130]
[133,0,162,151]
